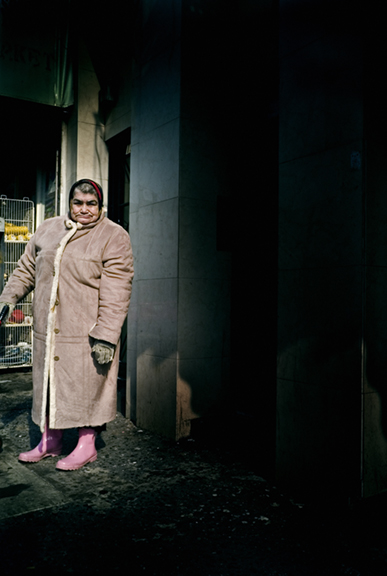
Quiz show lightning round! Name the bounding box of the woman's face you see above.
[70,190,101,224]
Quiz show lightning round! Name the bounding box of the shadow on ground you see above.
[1,370,387,575]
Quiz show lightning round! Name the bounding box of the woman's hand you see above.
[92,340,115,364]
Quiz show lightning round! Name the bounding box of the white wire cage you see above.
[0,196,34,368]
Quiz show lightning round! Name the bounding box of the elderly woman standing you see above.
[0,179,134,470]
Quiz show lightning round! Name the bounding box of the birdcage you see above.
[0,196,34,368]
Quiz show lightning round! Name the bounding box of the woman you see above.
[0,179,134,470]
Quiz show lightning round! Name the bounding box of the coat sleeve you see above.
[0,237,36,304]
[88,226,134,345]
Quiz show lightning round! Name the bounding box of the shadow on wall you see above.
[133,0,279,475]
[277,0,367,502]
[276,267,362,501]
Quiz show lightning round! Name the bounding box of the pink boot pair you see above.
[18,422,97,470]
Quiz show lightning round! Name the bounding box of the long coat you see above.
[0,212,134,432]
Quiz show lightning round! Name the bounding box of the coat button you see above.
[54,356,59,361]
[55,300,59,306]
[54,328,60,334]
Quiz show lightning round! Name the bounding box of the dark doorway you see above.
[0,95,62,218]
[107,128,131,415]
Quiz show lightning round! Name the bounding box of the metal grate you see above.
[0,196,34,368]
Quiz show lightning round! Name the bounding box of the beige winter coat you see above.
[0,212,134,432]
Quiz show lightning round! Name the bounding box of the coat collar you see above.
[65,209,106,231]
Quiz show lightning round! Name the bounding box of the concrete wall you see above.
[127,0,233,439]
[128,0,183,438]
[277,0,363,500]
[362,27,387,497]
[278,0,387,501]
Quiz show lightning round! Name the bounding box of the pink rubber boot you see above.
[18,420,63,462]
[56,427,97,471]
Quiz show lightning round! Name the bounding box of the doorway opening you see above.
[107,128,131,415]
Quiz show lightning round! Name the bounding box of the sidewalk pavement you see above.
[1,371,387,575]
